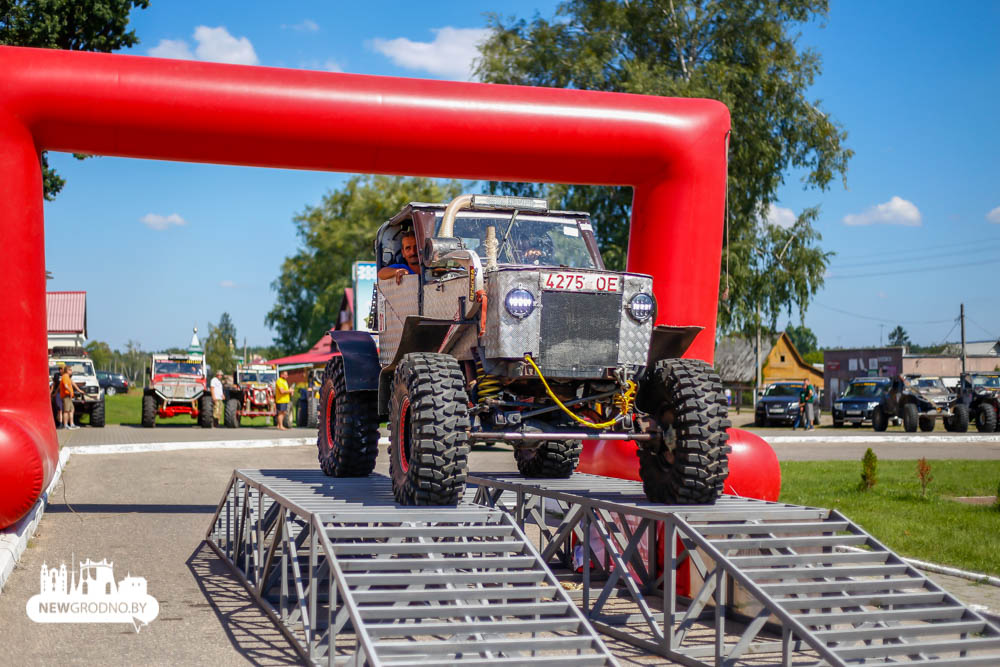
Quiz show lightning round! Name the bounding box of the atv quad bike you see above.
[959,372,1000,433]
[316,194,730,506]
[224,364,278,427]
[48,348,106,427]
[141,353,213,428]
[872,374,967,433]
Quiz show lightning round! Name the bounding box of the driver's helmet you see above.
[513,232,554,265]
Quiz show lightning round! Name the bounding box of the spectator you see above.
[51,368,63,429]
[275,369,291,430]
[59,365,79,430]
[793,379,816,430]
[211,370,225,426]
[724,387,732,407]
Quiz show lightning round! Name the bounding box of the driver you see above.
[514,233,553,265]
[378,231,419,284]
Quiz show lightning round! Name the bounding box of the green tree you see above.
[474,0,850,334]
[0,0,151,200]
[84,340,113,370]
[785,323,818,356]
[266,175,466,354]
[205,312,238,375]
[888,325,910,348]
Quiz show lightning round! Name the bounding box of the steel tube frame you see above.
[0,45,729,528]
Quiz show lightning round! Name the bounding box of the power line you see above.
[967,316,998,340]
[826,257,997,280]
[831,235,1000,262]
[829,240,1000,270]
[812,302,954,325]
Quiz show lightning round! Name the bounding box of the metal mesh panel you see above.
[539,291,620,375]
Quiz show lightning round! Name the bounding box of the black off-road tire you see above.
[317,355,380,477]
[389,353,470,505]
[975,403,997,433]
[515,440,581,478]
[871,405,888,432]
[90,399,106,427]
[141,394,156,427]
[296,398,307,427]
[951,404,970,433]
[753,413,764,427]
[918,416,935,432]
[198,394,214,428]
[902,403,918,433]
[224,398,240,428]
[638,359,730,505]
[304,396,318,429]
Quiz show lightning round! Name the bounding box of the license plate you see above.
[541,271,621,293]
[769,407,784,413]
[846,410,861,416]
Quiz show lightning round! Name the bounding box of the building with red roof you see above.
[46,291,87,351]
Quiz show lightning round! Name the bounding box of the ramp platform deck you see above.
[470,472,1000,666]
[206,469,616,666]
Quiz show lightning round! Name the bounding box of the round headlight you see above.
[505,288,535,318]
[628,292,654,322]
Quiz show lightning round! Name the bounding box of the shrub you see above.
[859,448,878,491]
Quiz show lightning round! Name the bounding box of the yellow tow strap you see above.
[523,354,636,430]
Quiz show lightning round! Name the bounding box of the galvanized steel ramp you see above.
[470,472,1000,666]
[206,470,616,666]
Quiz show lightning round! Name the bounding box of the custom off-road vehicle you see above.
[316,194,730,506]
[832,376,890,427]
[48,348,105,427]
[296,367,322,429]
[142,353,213,427]
[224,363,278,427]
[872,374,967,433]
[958,371,1000,433]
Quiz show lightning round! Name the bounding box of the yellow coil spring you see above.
[524,354,636,429]
[475,359,502,404]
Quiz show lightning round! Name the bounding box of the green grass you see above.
[780,459,1000,576]
[103,390,276,427]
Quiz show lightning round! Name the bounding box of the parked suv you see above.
[873,374,966,432]
[754,381,819,426]
[48,348,105,427]
[97,371,130,396]
[832,377,890,427]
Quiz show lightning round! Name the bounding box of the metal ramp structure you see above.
[471,472,1000,666]
[205,470,616,666]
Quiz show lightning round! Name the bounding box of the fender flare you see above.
[329,330,381,393]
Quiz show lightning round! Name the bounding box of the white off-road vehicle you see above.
[49,348,105,427]
[317,195,731,506]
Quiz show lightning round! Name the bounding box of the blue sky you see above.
[41,1,1000,352]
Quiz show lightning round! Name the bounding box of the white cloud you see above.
[987,206,1000,224]
[765,204,796,229]
[283,19,319,32]
[325,59,343,73]
[147,26,258,66]
[148,38,195,60]
[219,280,237,288]
[878,290,887,299]
[843,196,922,226]
[193,26,259,65]
[140,213,186,231]
[371,26,490,81]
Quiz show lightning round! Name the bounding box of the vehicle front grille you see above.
[538,291,620,375]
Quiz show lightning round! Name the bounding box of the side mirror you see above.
[423,237,465,267]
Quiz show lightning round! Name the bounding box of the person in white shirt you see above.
[211,370,226,426]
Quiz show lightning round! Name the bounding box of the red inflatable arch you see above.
[0,46,729,528]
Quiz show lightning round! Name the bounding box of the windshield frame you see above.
[763,384,801,398]
[434,210,601,270]
[153,360,205,377]
[842,381,887,399]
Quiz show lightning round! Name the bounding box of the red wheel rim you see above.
[398,397,411,473]
[324,382,335,450]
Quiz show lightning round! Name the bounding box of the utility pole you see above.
[960,303,967,376]
[755,302,762,404]
[879,324,884,347]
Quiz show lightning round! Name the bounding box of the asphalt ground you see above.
[0,424,996,664]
